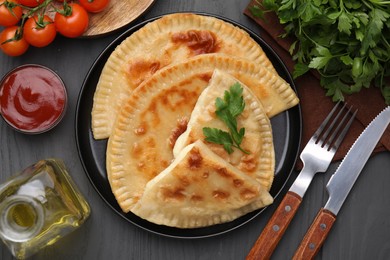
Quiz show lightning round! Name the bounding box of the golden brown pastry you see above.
[92,13,277,139]
[131,140,274,228]
[106,54,297,213]
[173,69,275,190]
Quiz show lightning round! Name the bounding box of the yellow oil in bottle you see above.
[0,159,91,259]
[9,203,36,228]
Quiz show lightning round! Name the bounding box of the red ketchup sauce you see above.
[0,64,67,134]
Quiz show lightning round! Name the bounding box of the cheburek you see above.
[173,69,275,190]
[92,13,277,139]
[131,140,274,228]
[106,54,297,213]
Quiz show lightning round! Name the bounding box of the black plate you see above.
[75,13,302,238]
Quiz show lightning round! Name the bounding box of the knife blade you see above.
[246,102,356,260]
[293,106,390,259]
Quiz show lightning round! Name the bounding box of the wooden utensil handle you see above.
[292,208,336,260]
[246,191,302,260]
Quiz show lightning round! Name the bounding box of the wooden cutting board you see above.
[49,0,156,37]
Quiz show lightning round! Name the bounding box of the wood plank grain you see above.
[246,191,302,260]
[46,0,155,37]
[84,0,155,36]
[293,208,336,260]
[1,0,390,259]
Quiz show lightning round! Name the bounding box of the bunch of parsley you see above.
[250,0,390,104]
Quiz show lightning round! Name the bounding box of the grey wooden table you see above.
[1,0,390,259]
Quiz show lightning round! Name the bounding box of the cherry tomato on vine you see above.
[24,15,56,47]
[79,0,110,13]
[19,0,44,7]
[54,3,89,38]
[0,26,29,56]
[0,0,23,27]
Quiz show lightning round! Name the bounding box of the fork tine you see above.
[312,101,342,141]
[324,105,353,147]
[323,105,353,147]
[328,107,357,151]
[317,102,347,144]
[251,102,356,259]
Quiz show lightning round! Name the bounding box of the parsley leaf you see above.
[338,12,353,35]
[361,8,390,55]
[203,128,234,154]
[202,83,249,154]
[251,0,390,105]
[292,62,310,78]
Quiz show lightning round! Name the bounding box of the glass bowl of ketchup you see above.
[0,64,67,134]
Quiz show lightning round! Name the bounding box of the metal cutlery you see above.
[293,106,390,259]
[247,102,357,260]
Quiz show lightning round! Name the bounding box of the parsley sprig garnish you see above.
[202,83,250,154]
[250,0,390,105]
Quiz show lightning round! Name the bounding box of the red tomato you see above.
[0,26,29,56]
[19,0,44,7]
[79,0,110,13]
[0,0,23,27]
[23,15,56,47]
[54,3,89,38]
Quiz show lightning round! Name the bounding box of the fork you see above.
[246,102,357,260]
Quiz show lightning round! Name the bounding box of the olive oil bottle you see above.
[0,159,91,259]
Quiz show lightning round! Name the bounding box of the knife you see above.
[246,102,356,260]
[293,106,390,259]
